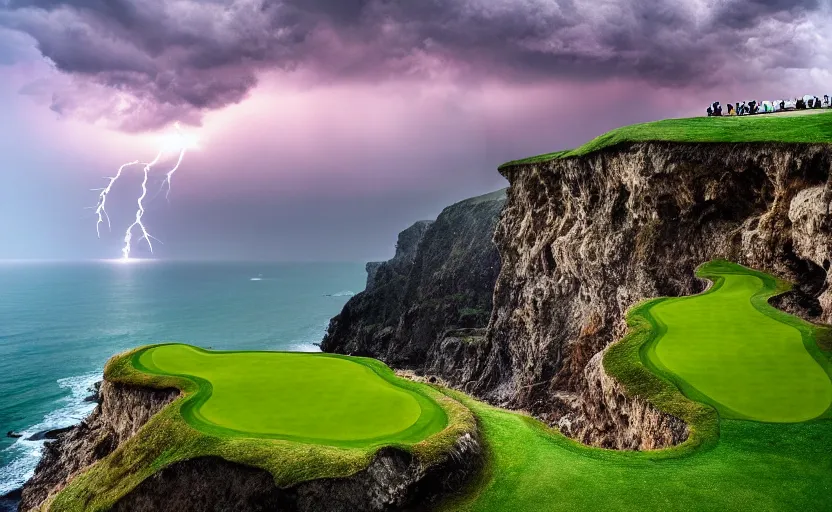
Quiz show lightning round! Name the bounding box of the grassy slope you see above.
[440,261,832,511]
[135,344,446,445]
[499,110,832,168]
[47,346,475,512]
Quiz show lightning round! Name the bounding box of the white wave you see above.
[0,372,99,495]
[289,341,321,352]
[328,290,355,297]
[283,322,330,353]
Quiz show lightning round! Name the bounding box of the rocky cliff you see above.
[109,434,480,512]
[324,143,831,450]
[321,189,506,376]
[472,142,831,448]
[21,377,481,512]
[20,382,179,510]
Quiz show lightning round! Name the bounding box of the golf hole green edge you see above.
[611,259,832,445]
[603,260,832,457]
[128,344,449,448]
[640,261,832,423]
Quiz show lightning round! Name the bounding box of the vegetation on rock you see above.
[500,110,832,167]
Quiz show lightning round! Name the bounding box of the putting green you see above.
[132,344,447,446]
[644,263,832,422]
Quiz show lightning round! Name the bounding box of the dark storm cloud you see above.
[1,0,828,130]
[714,0,820,29]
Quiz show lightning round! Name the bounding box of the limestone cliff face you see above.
[471,142,832,448]
[321,190,506,376]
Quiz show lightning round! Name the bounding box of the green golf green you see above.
[438,261,832,511]
[644,264,832,422]
[132,344,447,445]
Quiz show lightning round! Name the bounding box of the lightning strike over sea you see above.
[92,123,198,261]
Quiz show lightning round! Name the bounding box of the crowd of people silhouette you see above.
[707,95,830,116]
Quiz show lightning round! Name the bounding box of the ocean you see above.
[0,261,366,500]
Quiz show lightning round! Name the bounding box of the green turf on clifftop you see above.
[645,265,832,422]
[500,110,832,168]
[47,346,473,511]
[135,345,446,445]
[440,261,832,511]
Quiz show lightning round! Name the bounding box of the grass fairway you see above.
[441,400,832,512]
[135,344,445,445]
[440,261,832,511]
[645,265,832,422]
[499,110,832,168]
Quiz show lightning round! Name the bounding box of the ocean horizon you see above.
[0,260,366,497]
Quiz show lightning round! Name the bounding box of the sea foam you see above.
[0,372,99,495]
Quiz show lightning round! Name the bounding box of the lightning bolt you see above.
[92,122,194,261]
[160,148,186,202]
[121,152,162,260]
[94,161,140,238]
[159,122,187,201]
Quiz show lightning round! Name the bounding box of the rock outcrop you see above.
[321,189,506,377]
[20,382,179,511]
[471,142,831,448]
[110,434,481,512]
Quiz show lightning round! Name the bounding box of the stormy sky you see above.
[1,0,830,261]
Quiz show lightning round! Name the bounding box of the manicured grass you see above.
[47,345,475,512]
[134,344,446,445]
[440,260,832,511]
[440,398,832,512]
[499,110,832,168]
[645,266,832,422]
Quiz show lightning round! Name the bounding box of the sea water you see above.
[0,261,365,498]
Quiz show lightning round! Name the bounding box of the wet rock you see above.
[26,426,74,442]
[0,487,22,512]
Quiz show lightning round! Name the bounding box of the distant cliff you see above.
[321,190,505,377]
